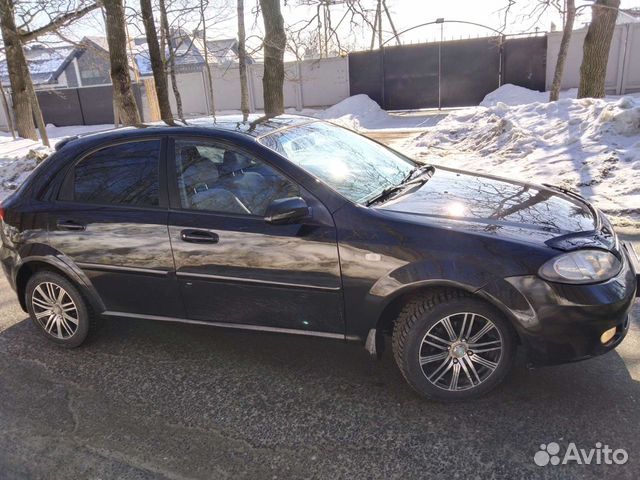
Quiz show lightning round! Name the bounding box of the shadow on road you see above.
[1,308,639,479]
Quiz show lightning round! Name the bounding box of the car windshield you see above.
[259,121,416,204]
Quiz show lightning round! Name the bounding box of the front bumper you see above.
[502,243,637,367]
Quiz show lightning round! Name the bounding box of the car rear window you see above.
[73,140,161,207]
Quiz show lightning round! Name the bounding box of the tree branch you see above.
[19,3,99,43]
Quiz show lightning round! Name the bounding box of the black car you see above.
[1,116,638,401]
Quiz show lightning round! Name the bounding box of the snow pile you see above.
[480,84,579,107]
[319,94,438,130]
[404,93,640,222]
[0,124,112,201]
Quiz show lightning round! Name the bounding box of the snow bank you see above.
[480,84,579,106]
[319,94,439,130]
[403,93,640,222]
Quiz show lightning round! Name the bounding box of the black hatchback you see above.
[1,116,638,401]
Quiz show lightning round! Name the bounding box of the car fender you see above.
[14,243,105,313]
[358,259,535,340]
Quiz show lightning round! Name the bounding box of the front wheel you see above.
[392,291,516,401]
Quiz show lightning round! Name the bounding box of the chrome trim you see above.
[102,310,349,339]
[175,271,341,291]
[77,262,170,276]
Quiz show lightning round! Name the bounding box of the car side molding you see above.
[102,310,361,341]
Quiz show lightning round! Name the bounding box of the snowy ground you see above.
[1,85,639,225]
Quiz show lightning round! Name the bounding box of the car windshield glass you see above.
[259,121,416,204]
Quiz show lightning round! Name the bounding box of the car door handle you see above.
[180,229,219,244]
[56,220,86,231]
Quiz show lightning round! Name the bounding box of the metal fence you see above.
[348,35,547,110]
[35,84,145,126]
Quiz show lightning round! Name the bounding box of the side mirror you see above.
[265,197,311,225]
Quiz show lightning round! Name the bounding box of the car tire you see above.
[25,271,95,348]
[392,290,516,401]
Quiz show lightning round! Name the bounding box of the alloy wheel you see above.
[419,312,503,391]
[31,282,79,340]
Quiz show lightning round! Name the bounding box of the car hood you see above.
[378,167,610,249]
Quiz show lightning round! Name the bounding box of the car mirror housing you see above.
[265,197,311,225]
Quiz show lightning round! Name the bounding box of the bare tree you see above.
[140,0,174,123]
[103,0,141,125]
[237,0,250,120]
[158,0,185,121]
[578,0,620,98]
[259,0,286,116]
[199,0,216,120]
[0,0,97,143]
[550,0,576,101]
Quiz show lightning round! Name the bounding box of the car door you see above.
[47,137,184,318]
[167,136,344,335]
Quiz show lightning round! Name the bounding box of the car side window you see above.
[174,139,300,216]
[72,140,161,207]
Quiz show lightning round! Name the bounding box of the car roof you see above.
[55,114,317,151]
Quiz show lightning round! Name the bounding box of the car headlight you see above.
[538,249,621,284]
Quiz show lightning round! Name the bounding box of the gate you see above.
[349,35,547,110]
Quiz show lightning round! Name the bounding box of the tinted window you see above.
[73,140,161,206]
[174,139,299,216]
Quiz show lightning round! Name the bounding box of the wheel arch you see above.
[15,256,105,314]
[374,281,523,344]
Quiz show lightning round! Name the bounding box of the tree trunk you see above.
[237,0,250,121]
[259,0,286,116]
[0,0,37,140]
[102,0,141,125]
[140,0,173,124]
[159,0,185,122]
[200,0,216,120]
[578,0,620,99]
[550,0,576,101]
[26,68,49,146]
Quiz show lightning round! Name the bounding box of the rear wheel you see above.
[392,290,516,401]
[25,271,93,348]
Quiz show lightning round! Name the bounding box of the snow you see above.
[1,85,639,224]
[479,84,578,107]
[318,94,443,130]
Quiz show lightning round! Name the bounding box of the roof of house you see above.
[0,37,111,86]
[0,44,75,85]
[133,38,205,76]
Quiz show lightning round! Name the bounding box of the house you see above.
[192,33,255,66]
[0,37,114,89]
[134,35,205,77]
[0,44,74,88]
[133,30,253,78]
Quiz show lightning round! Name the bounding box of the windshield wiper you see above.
[366,166,435,206]
[403,164,434,183]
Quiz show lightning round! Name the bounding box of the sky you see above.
[65,0,640,58]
